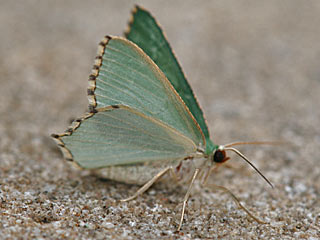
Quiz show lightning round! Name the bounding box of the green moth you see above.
[52,5,274,230]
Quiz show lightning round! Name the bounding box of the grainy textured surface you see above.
[1,1,319,239]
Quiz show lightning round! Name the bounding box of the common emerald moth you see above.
[52,5,275,231]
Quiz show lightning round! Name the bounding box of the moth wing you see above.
[88,36,205,147]
[53,106,198,169]
[125,6,212,147]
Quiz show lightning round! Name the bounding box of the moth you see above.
[52,5,275,230]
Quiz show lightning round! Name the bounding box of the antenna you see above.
[222,146,274,188]
[224,141,286,148]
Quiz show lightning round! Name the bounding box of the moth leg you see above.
[120,166,173,202]
[178,168,200,231]
[202,182,266,224]
[168,166,180,183]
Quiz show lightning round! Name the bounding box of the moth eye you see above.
[213,150,226,163]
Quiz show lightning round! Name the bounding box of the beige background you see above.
[1,0,319,239]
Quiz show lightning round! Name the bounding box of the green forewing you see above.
[61,106,197,168]
[94,37,204,148]
[125,6,214,152]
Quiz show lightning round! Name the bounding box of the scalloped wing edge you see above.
[51,104,121,167]
[87,35,111,111]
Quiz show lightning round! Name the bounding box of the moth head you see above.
[211,145,230,164]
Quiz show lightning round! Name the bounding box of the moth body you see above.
[93,155,208,185]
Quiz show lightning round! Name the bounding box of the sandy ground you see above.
[1,1,319,239]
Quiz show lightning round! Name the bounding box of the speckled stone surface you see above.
[1,1,319,239]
